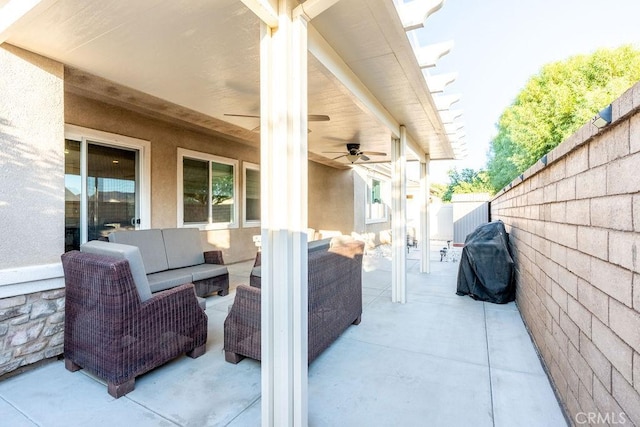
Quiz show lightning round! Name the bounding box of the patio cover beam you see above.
[307,24,425,162]
[391,126,408,303]
[293,0,342,21]
[259,1,309,425]
[396,0,445,31]
[241,0,279,28]
[308,25,399,137]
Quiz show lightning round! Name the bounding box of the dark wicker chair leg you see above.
[352,315,362,325]
[64,358,81,372]
[225,351,244,364]
[219,288,229,296]
[108,379,135,398]
[186,344,206,359]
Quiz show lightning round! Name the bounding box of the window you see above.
[182,158,209,223]
[178,148,238,229]
[243,162,260,227]
[366,176,389,223]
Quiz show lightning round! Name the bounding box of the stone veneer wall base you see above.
[0,290,65,377]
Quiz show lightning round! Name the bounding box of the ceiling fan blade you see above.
[360,154,370,161]
[226,113,329,122]
[332,154,347,160]
[362,151,387,156]
[322,151,348,154]
[308,114,330,122]
[224,113,260,119]
[355,160,392,164]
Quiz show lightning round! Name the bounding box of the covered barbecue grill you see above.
[456,220,515,304]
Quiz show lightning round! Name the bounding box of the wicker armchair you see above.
[61,250,208,398]
[224,238,364,364]
[249,251,262,288]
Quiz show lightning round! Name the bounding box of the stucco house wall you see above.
[308,160,355,238]
[491,82,640,426]
[0,45,65,270]
[0,45,66,376]
[308,161,393,245]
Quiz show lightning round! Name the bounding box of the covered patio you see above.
[0,246,566,426]
[16,0,640,425]
[2,1,466,423]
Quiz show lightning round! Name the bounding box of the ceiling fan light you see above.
[346,154,360,163]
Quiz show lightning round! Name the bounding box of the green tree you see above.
[430,182,447,200]
[487,45,640,191]
[441,168,493,202]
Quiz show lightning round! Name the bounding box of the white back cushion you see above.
[108,229,169,274]
[162,228,205,269]
[81,240,153,302]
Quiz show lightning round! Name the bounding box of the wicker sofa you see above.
[108,228,229,297]
[224,237,364,364]
[61,248,208,398]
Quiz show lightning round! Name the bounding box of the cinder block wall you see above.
[491,82,640,426]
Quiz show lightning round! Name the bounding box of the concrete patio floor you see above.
[0,244,567,426]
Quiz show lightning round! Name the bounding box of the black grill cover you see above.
[456,220,515,304]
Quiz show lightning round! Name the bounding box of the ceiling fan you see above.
[224,113,330,132]
[324,143,387,164]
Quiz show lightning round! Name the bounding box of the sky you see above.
[411,0,640,183]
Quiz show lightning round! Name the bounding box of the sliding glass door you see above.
[64,127,149,251]
[87,143,138,242]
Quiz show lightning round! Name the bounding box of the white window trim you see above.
[243,161,261,228]
[177,148,239,230]
[366,218,388,225]
[365,175,389,225]
[64,124,152,237]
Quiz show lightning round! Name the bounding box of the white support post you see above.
[391,127,407,303]
[420,156,431,273]
[259,1,309,425]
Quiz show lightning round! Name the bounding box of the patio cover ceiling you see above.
[2,0,454,167]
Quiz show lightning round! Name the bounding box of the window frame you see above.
[177,148,239,230]
[365,175,389,224]
[242,162,261,228]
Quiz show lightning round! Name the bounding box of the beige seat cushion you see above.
[147,270,193,293]
[187,264,229,282]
